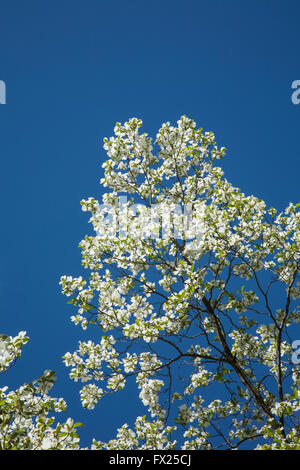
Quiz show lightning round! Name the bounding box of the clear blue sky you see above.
[0,0,299,447]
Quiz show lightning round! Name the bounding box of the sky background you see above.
[0,0,299,448]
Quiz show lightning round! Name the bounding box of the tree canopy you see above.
[2,116,300,450]
[60,116,300,449]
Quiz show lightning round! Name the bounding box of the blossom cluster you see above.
[0,333,82,450]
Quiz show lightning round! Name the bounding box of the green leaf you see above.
[73,422,84,428]
[264,428,274,438]
[224,291,234,300]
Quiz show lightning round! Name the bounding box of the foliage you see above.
[60,116,300,449]
[0,332,82,450]
[3,116,299,450]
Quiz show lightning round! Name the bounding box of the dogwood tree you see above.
[60,116,300,450]
[0,332,82,450]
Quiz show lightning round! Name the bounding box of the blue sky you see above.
[0,0,299,448]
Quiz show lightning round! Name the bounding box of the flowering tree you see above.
[60,116,300,450]
[0,332,82,450]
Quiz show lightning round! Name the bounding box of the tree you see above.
[60,116,300,450]
[0,332,82,450]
